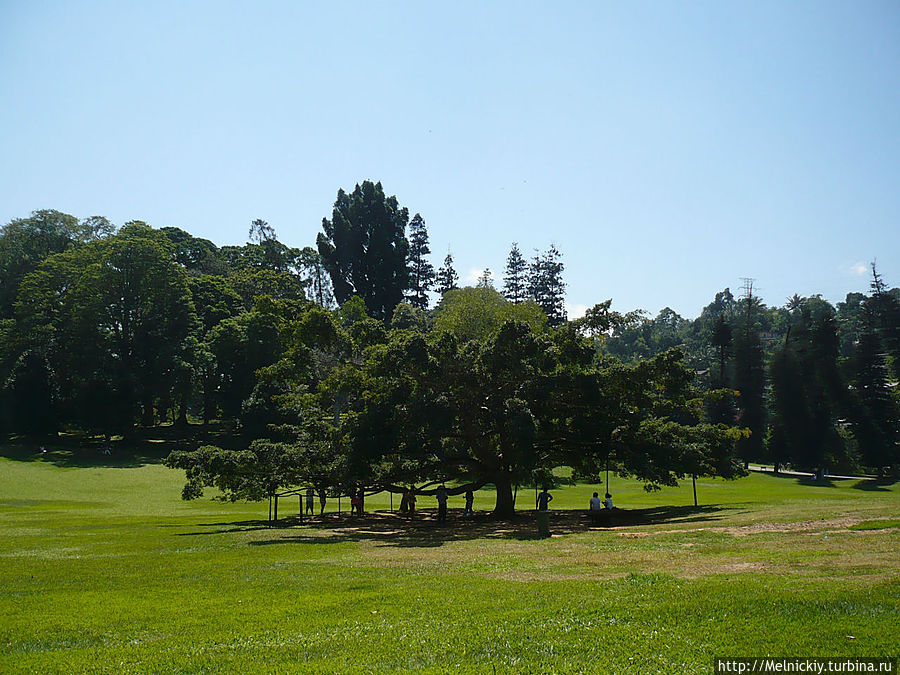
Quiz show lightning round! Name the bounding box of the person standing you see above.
[305,487,315,515]
[537,486,553,511]
[589,491,603,524]
[436,484,449,522]
[464,489,475,516]
[318,488,327,515]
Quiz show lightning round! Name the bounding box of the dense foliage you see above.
[2,187,898,512]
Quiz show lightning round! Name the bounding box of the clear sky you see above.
[2,1,898,319]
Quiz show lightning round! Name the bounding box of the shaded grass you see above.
[1,452,899,673]
[849,519,900,531]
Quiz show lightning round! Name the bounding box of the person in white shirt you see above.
[589,492,603,510]
[604,493,614,510]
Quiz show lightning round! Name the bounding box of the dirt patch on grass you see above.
[678,560,767,578]
[657,517,861,538]
[240,510,899,584]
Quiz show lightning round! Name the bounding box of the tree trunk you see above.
[176,391,188,428]
[142,397,154,427]
[493,474,515,518]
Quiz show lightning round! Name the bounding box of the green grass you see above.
[849,519,900,531]
[1,446,898,673]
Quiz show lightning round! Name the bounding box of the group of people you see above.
[399,485,476,521]
[590,491,614,511]
[535,487,615,512]
[298,485,616,519]
[301,484,475,521]
[304,487,328,515]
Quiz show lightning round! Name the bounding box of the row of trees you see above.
[314,181,567,322]
[0,183,565,440]
[1,181,897,514]
[601,275,900,475]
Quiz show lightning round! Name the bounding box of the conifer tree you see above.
[849,323,899,470]
[435,252,459,295]
[867,263,900,379]
[503,243,527,303]
[733,287,766,466]
[528,245,567,326]
[316,181,410,321]
[476,268,494,289]
[406,214,435,309]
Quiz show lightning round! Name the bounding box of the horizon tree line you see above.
[1,182,898,511]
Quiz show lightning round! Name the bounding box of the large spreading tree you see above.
[168,291,747,517]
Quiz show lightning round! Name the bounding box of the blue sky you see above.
[2,1,898,319]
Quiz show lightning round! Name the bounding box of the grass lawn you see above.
[1,443,898,673]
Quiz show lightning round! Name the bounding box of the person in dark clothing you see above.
[436,485,449,522]
[402,487,417,517]
[464,489,475,516]
[537,486,553,511]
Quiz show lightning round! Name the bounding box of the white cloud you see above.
[464,267,485,285]
[849,262,868,276]
[566,303,589,320]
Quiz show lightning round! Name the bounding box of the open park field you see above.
[1,443,898,674]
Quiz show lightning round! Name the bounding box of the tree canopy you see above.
[2,198,897,505]
[317,181,410,321]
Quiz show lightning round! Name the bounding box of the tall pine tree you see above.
[406,214,435,309]
[733,285,766,466]
[867,263,900,380]
[528,245,567,326]
[847,284,900,471]
[503,243,527,303]
[768,300,847,475]
[435,252,459,295]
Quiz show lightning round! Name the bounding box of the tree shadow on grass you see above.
[181,504,731,548]
[177,519,274,535]
[0,442,166,469]
[852,477,898,492]
[0,423,243,469]
[795,476,837,488]
[761,471,844,488]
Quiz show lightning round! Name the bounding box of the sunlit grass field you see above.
[1,444,898,674]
